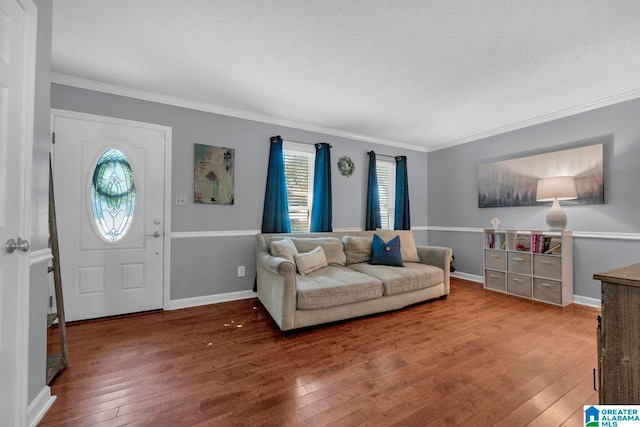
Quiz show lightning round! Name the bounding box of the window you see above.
[90,148,136,242]
[376,158,396,230]
[283,141,315,232]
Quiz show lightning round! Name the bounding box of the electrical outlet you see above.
[176,195,187,205]
[237,266,245,277]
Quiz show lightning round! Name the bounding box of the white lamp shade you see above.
[536,176,578,202]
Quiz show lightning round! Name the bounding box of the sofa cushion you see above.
[270,238,298,264]
[342,235,372,265]
[289,237,346,266]
[348,262,444,296]
[375,230,420,263]
[296,266,384,310]
[294,246,328,275]
[370,234,403,267]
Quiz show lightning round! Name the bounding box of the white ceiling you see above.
[51,0,640,152]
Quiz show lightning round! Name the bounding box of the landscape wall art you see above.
[478,143,604,208]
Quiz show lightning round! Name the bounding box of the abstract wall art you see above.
[194,143,235,204]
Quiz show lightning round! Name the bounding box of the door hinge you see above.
[49,295,53,308]
[52,132,55,144]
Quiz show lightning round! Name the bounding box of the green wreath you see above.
[337,156,355,177]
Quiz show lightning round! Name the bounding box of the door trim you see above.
[50,109,173,310]
[7,0,38,423]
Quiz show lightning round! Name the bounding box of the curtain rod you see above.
[368,151,397,160]
[279,137,332,148]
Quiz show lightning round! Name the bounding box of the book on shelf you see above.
[486,233,505,250]
[544,243,561,254]
[515,234,531,252]
[531,234,553,253]
[486,233,494,249]
[544,240,562,254]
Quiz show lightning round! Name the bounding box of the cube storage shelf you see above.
[483,228,573,306]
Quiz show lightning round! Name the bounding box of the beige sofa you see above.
[256,230,452,331]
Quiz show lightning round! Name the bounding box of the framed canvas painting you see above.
[194,143,235,204]
[478,143,604,208]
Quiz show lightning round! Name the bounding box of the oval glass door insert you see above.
[90,148,136,242]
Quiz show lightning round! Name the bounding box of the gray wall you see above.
[50,84,429,300]
[29,0,52,404]
[428,97,640,301]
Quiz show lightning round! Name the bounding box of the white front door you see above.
[0,0,36,424]
[53,112,170,321]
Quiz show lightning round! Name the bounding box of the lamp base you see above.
[546,199,567,231]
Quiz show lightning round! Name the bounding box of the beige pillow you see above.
[375,230,420,263]
[270,238,298,264]
[342,236,372,264]
[289,237,346,266]
[294,246,328,275]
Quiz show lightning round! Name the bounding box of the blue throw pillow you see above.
[370,234,404,267]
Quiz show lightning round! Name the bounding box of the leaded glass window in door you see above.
[90,148,136,242]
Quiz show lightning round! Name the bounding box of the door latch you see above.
[5,237,31,254]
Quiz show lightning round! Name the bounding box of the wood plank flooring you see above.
[41,278,600,426]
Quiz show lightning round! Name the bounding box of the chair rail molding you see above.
[426,226,640,241]
[30,248,53,266]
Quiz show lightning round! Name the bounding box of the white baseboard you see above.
[169,290,256,310]
[451,272,484,283]
[27,386,56,427]
[167,275,600,311]
[573,294,601,308]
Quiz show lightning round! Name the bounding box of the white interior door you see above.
[53,113,169,322]
[0,0,36,424]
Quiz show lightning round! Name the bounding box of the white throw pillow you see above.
[289,237,346,266]
[342,235,372,264]
[294,246,328,275]
[270,238,298,264]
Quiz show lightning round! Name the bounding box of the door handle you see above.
[5,237,31,254]
[146,231,161,238]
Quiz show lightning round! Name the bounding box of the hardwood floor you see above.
[41,278,599,426]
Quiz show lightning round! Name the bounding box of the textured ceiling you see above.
[51,0,640,151]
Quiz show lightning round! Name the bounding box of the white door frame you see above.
[1,0,37,424]
[50,109,173,310]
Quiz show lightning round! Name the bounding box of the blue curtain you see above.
[310,143,332,232]
[365,151,381,230]
[394,156,411,230]
[261,136,290,233]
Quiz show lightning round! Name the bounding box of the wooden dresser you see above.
[594,262,640,404]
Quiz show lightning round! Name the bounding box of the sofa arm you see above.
[416,246,453,294]
[258,252,295,276]
[255,234,298,331]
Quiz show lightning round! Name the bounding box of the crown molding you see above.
[429,88,640,152]
[51,73,429,153]
[51,74,640,154]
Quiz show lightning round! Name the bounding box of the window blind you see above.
[283,142,315,232]
[377,159,396,230]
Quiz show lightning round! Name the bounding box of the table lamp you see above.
[536,176,578,230]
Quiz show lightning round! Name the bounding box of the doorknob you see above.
[5,237,31,254]
[146,231,161,238]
